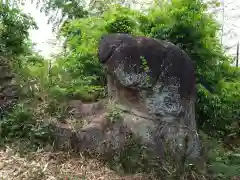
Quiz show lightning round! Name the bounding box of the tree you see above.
[0,3,37,57]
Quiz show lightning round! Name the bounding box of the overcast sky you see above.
[21,0,240,59]
[21,1,58,58]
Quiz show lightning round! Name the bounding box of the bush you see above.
[43,6,141,102]
[0,104,52,145]
[136,0,240,138]
[201,132,240,177]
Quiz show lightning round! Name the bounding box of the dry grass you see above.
[0,143,150,180]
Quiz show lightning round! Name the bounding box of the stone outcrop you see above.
[98,33,201,158]
[52,33,205,178]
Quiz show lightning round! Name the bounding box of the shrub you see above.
[0,104,52,145]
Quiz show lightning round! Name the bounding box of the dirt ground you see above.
[1,143,240,180]
[0,144,148,180]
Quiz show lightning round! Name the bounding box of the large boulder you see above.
[97,33,203,169]
[52,33,205,178]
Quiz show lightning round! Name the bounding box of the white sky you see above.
[20,1,59,58]
[21,0,240,60]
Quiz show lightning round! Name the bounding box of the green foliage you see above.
[141,0,225,79]
[201,132,240,178]
[106,16,135,34]
[50,5,144,102]
[49,59,105,102]
[0,3,54,148]
[0,4,37,57]
[136,0,240,138]
[104,6,141,34]
[103,5,143,35]
[106,105,123,123]
[0,104,52,145]
[197,81,240,137]
[38,0,88,31]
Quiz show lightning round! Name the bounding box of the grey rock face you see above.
[98,33,201,164]
[52,33,204,178]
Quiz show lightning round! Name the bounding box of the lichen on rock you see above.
[51,33,205,178]
[97,33,204,173]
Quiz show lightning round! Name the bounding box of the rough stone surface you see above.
[67,99,107,118]
[98,33,196,99]
[97,33,201,164]
[52,33,204,177]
